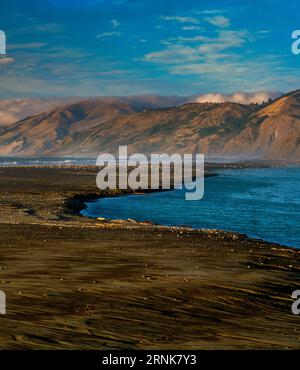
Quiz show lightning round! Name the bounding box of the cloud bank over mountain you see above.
[0,98,82,126]
[0,91,284,128]
[195,91,282,105]
[0,90,299,160]
[0,95,186,127]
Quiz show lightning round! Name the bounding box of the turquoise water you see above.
[82,167,300,248]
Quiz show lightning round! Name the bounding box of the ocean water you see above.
[0,157,96,167]
[82,167,300,248]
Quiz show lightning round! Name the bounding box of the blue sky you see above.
[0,0,299,98]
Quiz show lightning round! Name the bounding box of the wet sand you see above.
[0,166,300,349]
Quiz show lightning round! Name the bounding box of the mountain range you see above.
[0,90,299,161]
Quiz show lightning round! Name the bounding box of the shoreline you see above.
[68,165,298,250]
[1,162,298,257]
[75,191,297,251]
[0,165,300,349]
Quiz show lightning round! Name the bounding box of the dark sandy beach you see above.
[0,165,300,349]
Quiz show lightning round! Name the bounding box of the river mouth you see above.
[81,167,300,248]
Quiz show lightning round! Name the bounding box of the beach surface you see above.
[0,166,300,349]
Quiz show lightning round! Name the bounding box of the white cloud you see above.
[195,9,227,15]
[161,16,200,24]
[182,26,204,31]
[142,24,300,92]
[206,16,230,28]
[194,92,281,105]
[110,19,120,27]
[144,30,249,64]
[96,31,122,39]
[198,30,248,53]
[144,45,201,64]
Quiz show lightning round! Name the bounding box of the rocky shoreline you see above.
[0,165,299,349]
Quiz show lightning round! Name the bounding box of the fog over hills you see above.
[0,98,82,127]
[0,95,187,127]
[0,90,299,161]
